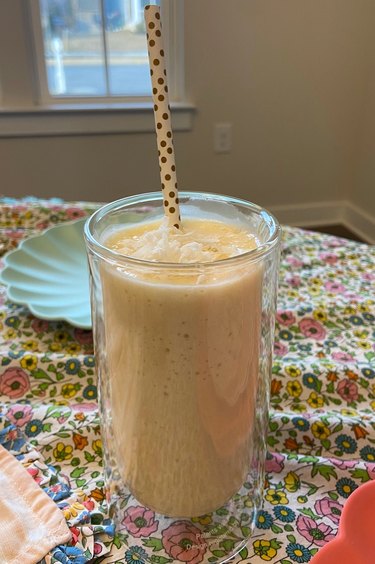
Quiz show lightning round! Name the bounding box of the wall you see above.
[0,0,374,214]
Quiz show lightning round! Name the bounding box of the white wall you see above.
[0,1,374,220]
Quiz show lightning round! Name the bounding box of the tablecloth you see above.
[0,197,374,564]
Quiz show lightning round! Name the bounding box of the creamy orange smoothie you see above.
[101,218,262,517]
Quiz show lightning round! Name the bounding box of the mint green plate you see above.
[0,219,91,328]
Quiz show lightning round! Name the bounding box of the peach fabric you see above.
[0,445,71,564]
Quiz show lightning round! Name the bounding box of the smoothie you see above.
[101,218,263,517]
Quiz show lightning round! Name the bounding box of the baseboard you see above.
[269,200,375,244]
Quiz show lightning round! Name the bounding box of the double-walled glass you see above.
[84,192,281,563]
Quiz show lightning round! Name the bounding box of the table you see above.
[0,197,374,564]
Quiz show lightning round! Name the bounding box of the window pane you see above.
[40,0,107,96]
[105,0,160,96]
[39,0,160,98]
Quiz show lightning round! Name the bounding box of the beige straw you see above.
[144,5,181,229]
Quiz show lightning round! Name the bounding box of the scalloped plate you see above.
[0,219,91,328]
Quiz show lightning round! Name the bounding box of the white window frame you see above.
[0,0,194,137]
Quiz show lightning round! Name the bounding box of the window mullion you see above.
[100,0,111,97]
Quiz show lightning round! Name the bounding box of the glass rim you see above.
[84,191,281,269]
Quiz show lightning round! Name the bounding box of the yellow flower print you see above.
[0,322,3,332]
[313,309,327,323]
[309,277,323,286]
[340,407,358,417]
[265,489,288,505]
[49,342,62,352]
[5,329,17,340]
[284,471,300,492]
[54,330,69,344]
[192,514,212,526]
[287,290,299,298]
[22,340,39,351]
[66,343,82,355]
[53,442,73,461]
[20,354,38,371]
[308,285,322,296]
[63,501,86,520]
[359,304,369,313]
[358,340,371,350]
[311,421,331,440]
[92,439,102,456]
[370,400,375,410]
[61,383,78,399]
[354,329,369,339]
[287,381,302,398]
[253,540,277,561]
[285,365,301,378]
[307,392,324,409]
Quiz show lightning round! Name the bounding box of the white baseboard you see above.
[269,200,375,244]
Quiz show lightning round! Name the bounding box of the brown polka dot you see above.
[162,113,168,120]
[164,69,167,75]
[171,165,176,171]
[145,5,150,9]
[153,87,157,94]
[161,156,167,163]
[160,49,164,56]
[176,198,179,204]
[169,191,175,198]
[169,207,175,214]
[164,200,169,207]
[161,183,165,189]
[167,132,172,138]
[149,39,155,47]
[153,58,160,66]
[158,78,164,85]
[158,94,165,102]
[174,223,179,229]
[150,69,153,76]
[156,30,161,37]
[175,183,178,188]
[158,150,160,156]
[167,147,172,154]
[165,174,171,181]
[165,85,168,93]
[154,104,158,111]
[161,140,167,147]
[157,122,162,129]
[149,22,155,29]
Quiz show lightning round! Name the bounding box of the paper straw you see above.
[144,5,181,229]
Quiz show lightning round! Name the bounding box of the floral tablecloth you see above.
[0,197,374,564]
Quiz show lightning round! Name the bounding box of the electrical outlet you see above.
[214,123,232,153]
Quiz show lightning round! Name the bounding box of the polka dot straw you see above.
[144,5,181,229]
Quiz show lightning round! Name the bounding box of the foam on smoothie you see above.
[105,217,258,263]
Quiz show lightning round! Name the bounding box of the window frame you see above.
[0,0,193,137]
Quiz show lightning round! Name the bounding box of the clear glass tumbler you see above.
[84,192,281,563]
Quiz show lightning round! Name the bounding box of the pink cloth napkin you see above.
[0,445,71,564]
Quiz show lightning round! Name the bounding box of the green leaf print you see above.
[142,538,163,552]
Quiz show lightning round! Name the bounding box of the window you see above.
[34,0,160,99]
[0,0,192,136]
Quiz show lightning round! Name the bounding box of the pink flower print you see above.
[31,318,49,333]
[324,281,345,294]
[276,311,296,327]
[0,367,30,399]
[336,378,359,402]
[72,402,96,412]
[7,404,33,426]
[287,275,301,287]
[26,467,43,485]
[66,207,86,220]
[94,543,102,555]
[122,506,158,538]
[329,458,357,470]
[366,463,375,480]
[286,256,304,267]
[265,452,285,474]
[162,521,206,564]
[332,352,355,364]
[319,252,338,264]
[274,342,288,357]
[74,328,93,345]
[299,318,326,340]
[363,272,375,281]
[296,515,336,547]
[314,497,344,525]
